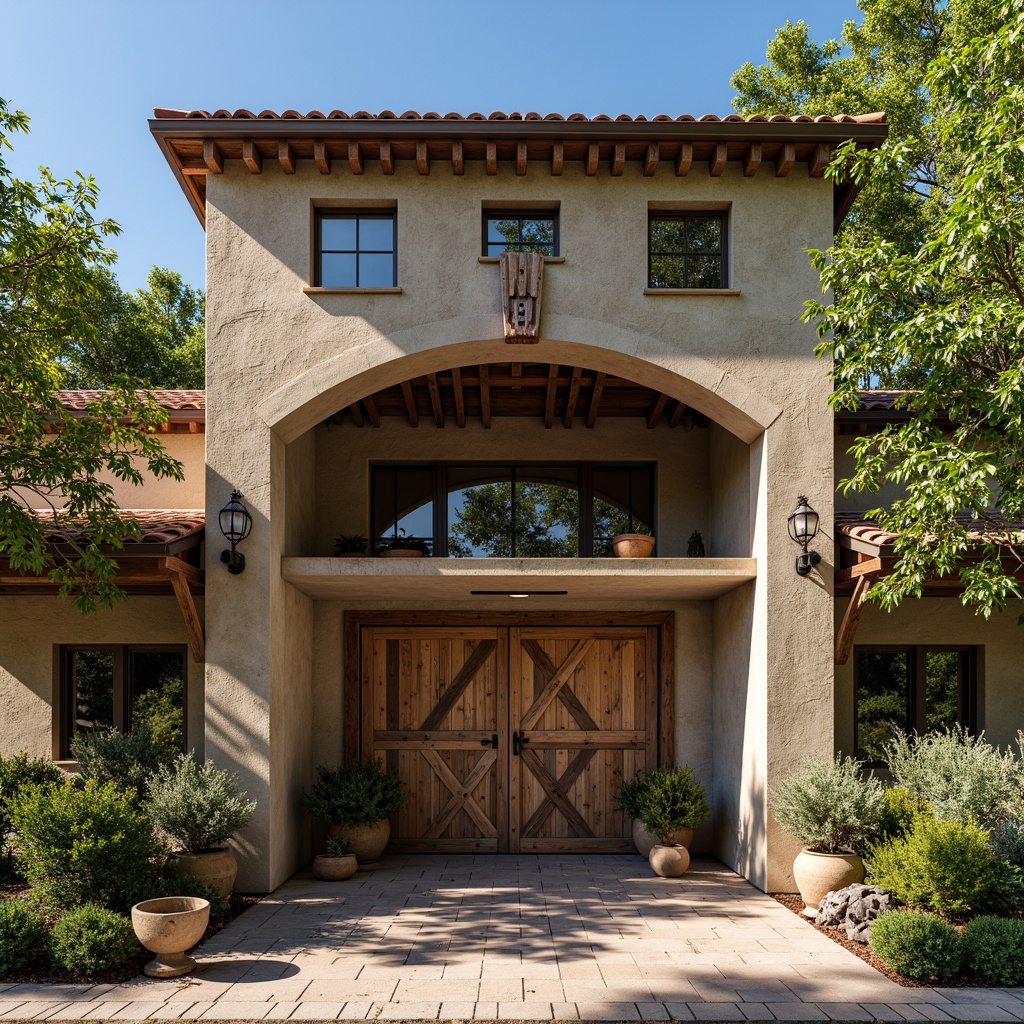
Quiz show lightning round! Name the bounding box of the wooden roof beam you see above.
[380,140,394,175]
[809,143,831,177]
[516,142,527,176]
[776,143,795,177]
[743,143,761,177]
[166,557,205,663]
[314,140,331,174]
[544,363,558,429]
[563,366,582,428]
[586,372,606,428]
[644,143,659,176]
[486,142,497,175]
[416,141,429,175]
[427,372,444,427]
[347,402,363,427]
[278,140,296,174]
[669,400,687,428]
[362,394,380,427]
[452,141,464,175]
[551,142,563,176]
[400,380,419,427]
[203,140,224,173]
[676,142,693,176]
[611,143,625,176]
[836,573,876,665]
[479,364,491,428]
[586,143,599,176]
[451,367,466,427]
[709,143,727,177]
[242,140,262,174]
[348,141,364,174]
[647,393,669,428]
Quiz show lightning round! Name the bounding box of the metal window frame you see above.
[315,209,397,287]
[481,211,559,258]
[647,212,727,289]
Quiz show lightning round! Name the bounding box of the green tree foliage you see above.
[801,8,1024,619]
[0,98,184,612]
[62,266,204,389]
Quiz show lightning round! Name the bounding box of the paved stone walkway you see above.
[2,855,1023,1022]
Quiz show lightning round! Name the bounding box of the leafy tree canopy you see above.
[0,98,183,612]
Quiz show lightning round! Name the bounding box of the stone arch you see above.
[258,314,782,444]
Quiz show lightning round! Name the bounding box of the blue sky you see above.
[6,0,861,293]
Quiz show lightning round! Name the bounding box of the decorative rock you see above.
[814,883,893,943]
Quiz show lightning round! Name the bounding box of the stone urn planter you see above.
[329,819,390,863]
[632,819,692,858]
[611,534,655,558]
[314,852,358,880]
[792,849,865,917]
[649,844,690,877]
[164,848,237,900]
[131,896,210,978]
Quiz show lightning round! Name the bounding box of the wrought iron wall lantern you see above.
[219,490,252,574]
[787,496,821,577]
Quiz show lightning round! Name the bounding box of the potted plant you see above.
[379,530,431,558]
[621,767,708,857]
[313,835,358,880]
[611,533,655,558]
[304,759,404,863]
[635,766,711,877]
[687,530,705,557]
[131,895,210,977]
[148,753,257,898]
[334,534,369,557]
[771,754,884,916]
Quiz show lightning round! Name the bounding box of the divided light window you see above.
[648,213,726,289]
[483,212,558,257]
[854,646,977,765]
[316,211,396,287]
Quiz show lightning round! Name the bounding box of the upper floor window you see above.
[483,212,558,257]
[648,213,726,289]
[316,211,396,287]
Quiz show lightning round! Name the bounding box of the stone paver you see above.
[6,854,1022,1022]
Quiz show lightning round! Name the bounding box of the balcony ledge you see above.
[281,556,756,601]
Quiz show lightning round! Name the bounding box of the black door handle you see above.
[513,731,529,756]
[480,734,498,749]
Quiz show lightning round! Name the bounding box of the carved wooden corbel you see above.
[499,252,544,342]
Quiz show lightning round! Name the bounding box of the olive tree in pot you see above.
[304,760,404,864]
[636,766,711,877]
[148,753,257,898]
[771,754,884,917]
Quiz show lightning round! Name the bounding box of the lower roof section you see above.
[281,556,756,601]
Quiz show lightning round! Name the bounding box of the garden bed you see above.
[0,885,265,984]
[771,893,1000,988]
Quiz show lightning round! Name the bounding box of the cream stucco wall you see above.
[204,154,836,891]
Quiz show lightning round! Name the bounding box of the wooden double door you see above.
[357,621,664,853]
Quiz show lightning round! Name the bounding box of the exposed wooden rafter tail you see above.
[451,367,466,427]
[486,142,497,175]
[776,143,795,177]
[611,143,625,176]
[646,394,669,429]
[809,143,831,177]
[563,366,582,428]
[400,380,418,427]
[242,140,262,174]
[380,140,394,175]
[709,143,727,176]
[743,143,761,177]
[427,372,444,427]
[676,142,693,176]
[348,141,363,174]
[551,142,563,176]
[278,140,296,174]
[416,140,429,175]
[586,143,599,176]
[314,140,331,174]
[452,141,464,175]
[479,364,491,428]
[203,140,224,173]
[669,400,687,428]
[644,144,659,176]
[544,363,558,429]
[516,142,527,176]
[586,372,606,428]
[362,394,380,428]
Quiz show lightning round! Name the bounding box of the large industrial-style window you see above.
[316,211,396,287]
[483,212,558,257]
[648,213,726,289]
[370,462,654,558]
[854,646,978,764]
[56,645,187,761]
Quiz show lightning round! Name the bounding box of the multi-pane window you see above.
[648,214,726,289]
[483,212,558,257]
[854,646,977,763]
[370,462,654,558]
[57,645,187,761]
[316,211,396,287]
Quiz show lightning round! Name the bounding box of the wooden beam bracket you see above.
[164,557,205,663]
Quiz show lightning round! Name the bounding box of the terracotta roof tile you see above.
[56,390,206,412]
[836,510,1024,549]
[35,509,205,546]
[152,107,886,125]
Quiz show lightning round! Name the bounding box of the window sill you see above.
[643,287,741,296]
[478,256,565,264]
[303,286,403,295]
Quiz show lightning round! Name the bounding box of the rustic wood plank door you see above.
[363,626,508,852]
[509,626,658,853]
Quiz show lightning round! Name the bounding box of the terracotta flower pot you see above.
[632,819,691,857]
[328,819,390,863]
[649,844,690,877]
[612,534,655,558]
[313,853,358,880]
[792,849,865,917]
[131,896,210,978]
[164,848,238,899]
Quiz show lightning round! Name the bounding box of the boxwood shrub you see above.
[963,916,1024,985]
[50,905,138,976]
[870,909,962,981]
[0,900,48,975]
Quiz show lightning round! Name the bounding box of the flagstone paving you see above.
[4,855,1024,1022]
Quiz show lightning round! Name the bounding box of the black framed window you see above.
[370,462,654,558]
[648,213,726,288]
[57,645,187,761]
[316,211,396,287]
[483,212,558,257]
[854,646,978,764]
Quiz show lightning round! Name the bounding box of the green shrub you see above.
[71,725,162,801]
[0,753,64,845]
[978,858,1024,916]
[131,677,184,764]
[148,754,256,853]
[963,916,1024,985]
[9,778,163,913]
[616,774,647,819]
[0,900,48,975]
[990,818,1024,866]
[885,728,1020,825]
[869,815,995,917]
[870,910,962,981]
[304,760,404,826]
[50,905,138,976]
[771,755,884,853]
[325,836,351,858]
[871,785,930,847]
[635,766,711,844]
